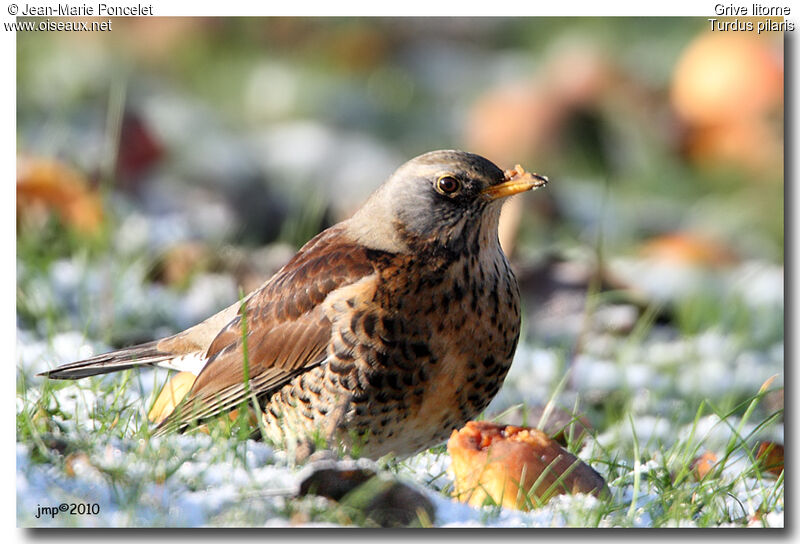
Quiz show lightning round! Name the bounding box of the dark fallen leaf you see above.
[755,441,784,477]
[298,463,434,527]
[298,466,376,502]
[337,475,435,528]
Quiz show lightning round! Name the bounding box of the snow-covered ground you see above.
[16,292,784,527]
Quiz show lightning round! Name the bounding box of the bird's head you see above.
[348,150,548,256]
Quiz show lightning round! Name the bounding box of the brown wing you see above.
[156,226,377,434]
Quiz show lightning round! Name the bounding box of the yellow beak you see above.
[482,164,549,201]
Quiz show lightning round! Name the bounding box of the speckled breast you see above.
[261,247,521,459]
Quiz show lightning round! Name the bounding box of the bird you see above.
[40,150,548,461]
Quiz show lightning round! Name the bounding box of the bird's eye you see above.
[436,175,461,195]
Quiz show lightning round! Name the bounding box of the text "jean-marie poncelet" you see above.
[20,3,154,16]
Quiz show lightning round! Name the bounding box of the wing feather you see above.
[157,226,376,433]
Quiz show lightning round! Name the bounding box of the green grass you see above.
[17,368,784,528]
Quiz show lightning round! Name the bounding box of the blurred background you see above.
[17,17,784,424]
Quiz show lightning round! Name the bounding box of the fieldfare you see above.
[40,150,548,460]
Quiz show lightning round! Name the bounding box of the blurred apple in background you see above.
[670,31,783,176]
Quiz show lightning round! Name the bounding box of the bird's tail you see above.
[37,340,175,380]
